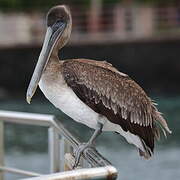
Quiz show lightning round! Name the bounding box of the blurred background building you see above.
[0,0,179,180]
[1,0,180,46]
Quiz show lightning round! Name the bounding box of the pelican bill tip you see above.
[26,95,31,104]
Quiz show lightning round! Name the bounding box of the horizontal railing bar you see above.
[0,110,54,127]
[21,166,117,180]
[0,166,41,177]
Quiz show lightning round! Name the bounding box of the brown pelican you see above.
[26,5,171,167]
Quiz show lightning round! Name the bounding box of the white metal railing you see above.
[23,166,117,180]
[0,110,118,180]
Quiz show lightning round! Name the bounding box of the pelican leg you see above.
[73,123,103,168]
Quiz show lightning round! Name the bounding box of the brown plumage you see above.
[62,58,171,158]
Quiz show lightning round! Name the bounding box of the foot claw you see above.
[73,143,94,168]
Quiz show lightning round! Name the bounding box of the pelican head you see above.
[26,5,72,104]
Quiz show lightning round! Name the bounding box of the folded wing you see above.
[62,59,171,157]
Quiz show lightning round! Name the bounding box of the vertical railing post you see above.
[59,136,65,172]
[60,136,74,171]
[48,127,60,173]
[0,120,4,180]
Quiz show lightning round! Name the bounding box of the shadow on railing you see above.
[0,110,117,180]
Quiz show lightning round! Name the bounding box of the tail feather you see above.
[156,111,172,134]
[152,105,172,137]
[138,104,172,160]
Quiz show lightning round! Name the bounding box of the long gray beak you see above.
[26,22,66,104]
